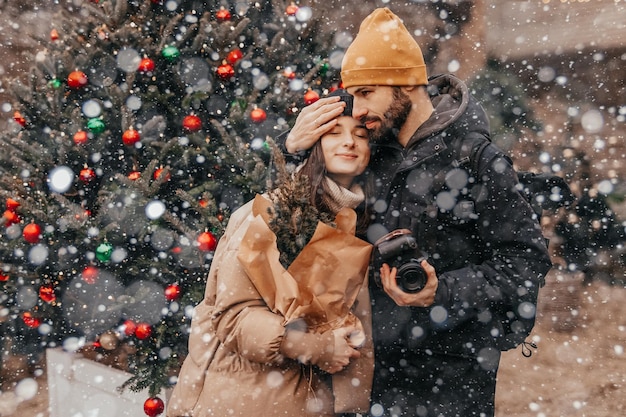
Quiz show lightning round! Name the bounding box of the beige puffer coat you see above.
[167,196,374,417]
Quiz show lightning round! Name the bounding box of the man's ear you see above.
[404,85,430,102]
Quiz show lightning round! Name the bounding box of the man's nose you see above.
[351,103,367,120]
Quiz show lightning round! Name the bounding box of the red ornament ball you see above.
[80,167,96,183]
[286,3,299,16]
[0,273,8,282]
[216,63,235,80]
[227,49,243,64]
[138,57,155,73]
[50,28,59,41]
[304,90,320,105]
[182,115,202,132]
[122,129,141,146]
[6,198,20,211]
[128,171,141,181]
[197,231,217,252]
[67,70,88,89]
[153,167,171,182]
[39,285,57,303]
[164,283,181,301]
[123,319,137,336]
[73,130,89,145]
[143,397,165,417]
[215,8,231,21]
[4,210,20,226]
[13,111,26,127]
[81,266,99,284]
[23,223,42,244]
[22,312,41,328]
[250,108,267,123]
[135,322,152,340]
[283,68,296,79]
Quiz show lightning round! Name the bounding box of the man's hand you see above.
[380,260,438,307]
[285,96,346,153]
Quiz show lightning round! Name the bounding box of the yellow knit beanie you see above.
[341,8,428,88]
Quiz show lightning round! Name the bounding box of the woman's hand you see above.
[317,326,361,374]
[380,260,438,307]
[285,96,346,153]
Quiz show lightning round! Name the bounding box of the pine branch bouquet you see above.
[265,147,335,268]
[0,0,343,404]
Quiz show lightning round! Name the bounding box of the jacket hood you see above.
[408,73,490,147]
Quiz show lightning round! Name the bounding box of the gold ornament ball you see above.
[99,331,120,350]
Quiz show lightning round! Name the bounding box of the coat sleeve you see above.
[274,129,309,164]
[431,146,552,342]
[210,206,336,366]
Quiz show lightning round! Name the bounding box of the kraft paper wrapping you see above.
[237,194,373,412]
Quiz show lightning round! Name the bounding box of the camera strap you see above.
[373,228,413,248]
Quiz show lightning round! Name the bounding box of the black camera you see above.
[373,229,429,293]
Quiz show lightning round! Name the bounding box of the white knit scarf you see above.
[324,177,365,214]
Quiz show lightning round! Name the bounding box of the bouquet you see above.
[237,194,372,336]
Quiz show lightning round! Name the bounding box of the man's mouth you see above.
[364,120,379,130]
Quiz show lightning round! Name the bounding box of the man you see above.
[283,8,551,417]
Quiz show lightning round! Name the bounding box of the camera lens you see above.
[396,261,427,293]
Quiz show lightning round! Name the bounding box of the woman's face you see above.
[320,115,370,188]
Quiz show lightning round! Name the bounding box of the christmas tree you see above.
[0,0,343,410]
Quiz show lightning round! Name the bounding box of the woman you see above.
[167,90,374,417]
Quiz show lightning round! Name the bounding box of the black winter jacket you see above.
[367,74,552,361]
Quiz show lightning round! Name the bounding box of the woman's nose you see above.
[342,134,356,146]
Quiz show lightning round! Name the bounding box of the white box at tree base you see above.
[47,347,168,417]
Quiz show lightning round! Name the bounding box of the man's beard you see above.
[366,88,412,143]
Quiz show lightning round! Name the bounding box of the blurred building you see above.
[484,0,625,204]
